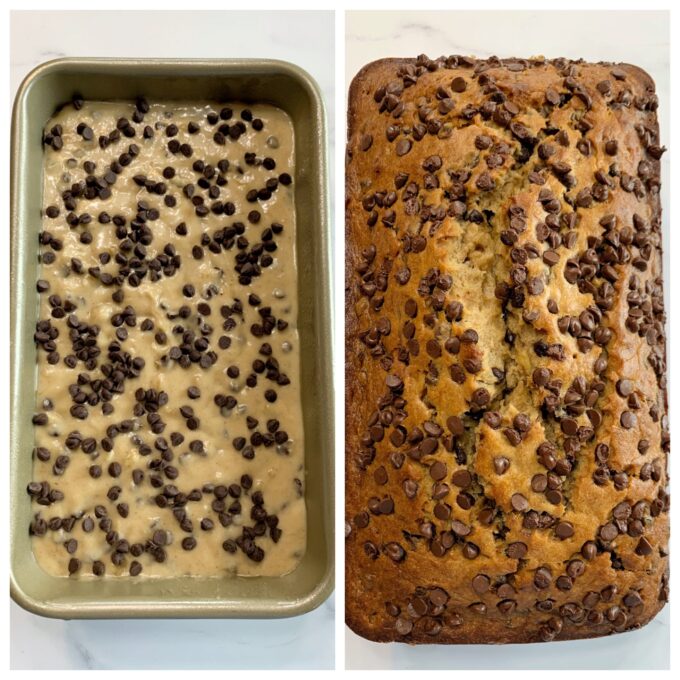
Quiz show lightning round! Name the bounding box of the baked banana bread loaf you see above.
[345,55,669,644]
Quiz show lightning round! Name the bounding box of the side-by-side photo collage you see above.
[7,3,673,674]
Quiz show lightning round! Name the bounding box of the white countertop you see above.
[12,598,335,670]
[9,9,335,671]
[345,9,670,670]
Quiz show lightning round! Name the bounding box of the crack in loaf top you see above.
[345,54,668,644]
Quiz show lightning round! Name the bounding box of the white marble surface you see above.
[9,10,334,671]
[12,597,335,670]
[345,10,670,670]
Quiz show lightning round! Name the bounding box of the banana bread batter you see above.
[30,98,305,578]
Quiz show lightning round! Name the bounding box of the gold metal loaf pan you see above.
[10,58,333,619]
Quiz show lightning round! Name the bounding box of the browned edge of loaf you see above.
[345,55,668,645]
[346,59,408,644]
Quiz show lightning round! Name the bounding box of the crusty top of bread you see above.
[346,55,668,644]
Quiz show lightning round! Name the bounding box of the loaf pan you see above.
[10,58,333,619]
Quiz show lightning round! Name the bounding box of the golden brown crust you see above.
[346,55,668,644]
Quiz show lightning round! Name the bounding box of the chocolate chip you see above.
[533,367,550,386]
[506,542,527,559]
[616,379,634,397]
[385,374,403,391]
[561,418,578,436]
[446,416,464,436]
[402,479,418,499]
[513,413,531,433]
[434,503,451,521]
[555,521,574,539]
[511,493,529,512]
[108,462,122,478]
[503,428,521,446]
[534,567,552,589]
[395,617,413,635]
[605,140,618,155]
[600,523,618,541]
[384,542,405,562]
[395,139,412,156]
[451,469,472,488]
[463,357,482,374]
[542,250,560,267]
[493,457,510,475]
[620,411,637,429]
[462,543,479,559]
[360,134,373,151]
[635,537,653,556]
[378,498,394,514]
[419,448,446,475]
[181,537,197,551]
[79,125,93,141]
[472,574,489,593]
[484,412,502,429]
[426,339,441,358]
[451,76,467,93]
[475,172,495,191]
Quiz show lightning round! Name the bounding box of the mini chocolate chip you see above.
[620,411,637,429]
[181,537,197,551]
[511,493,529,512]
[451,76,467,93]
[616,379,634,397]
[507,542,527,559]
[494,457,510,475]
[555,521,574,539]
[430,461,447,481]
[396,139,412,156]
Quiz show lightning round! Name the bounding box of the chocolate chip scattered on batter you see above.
[30,97,306,578]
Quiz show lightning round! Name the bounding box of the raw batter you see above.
[29,98,306,577]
